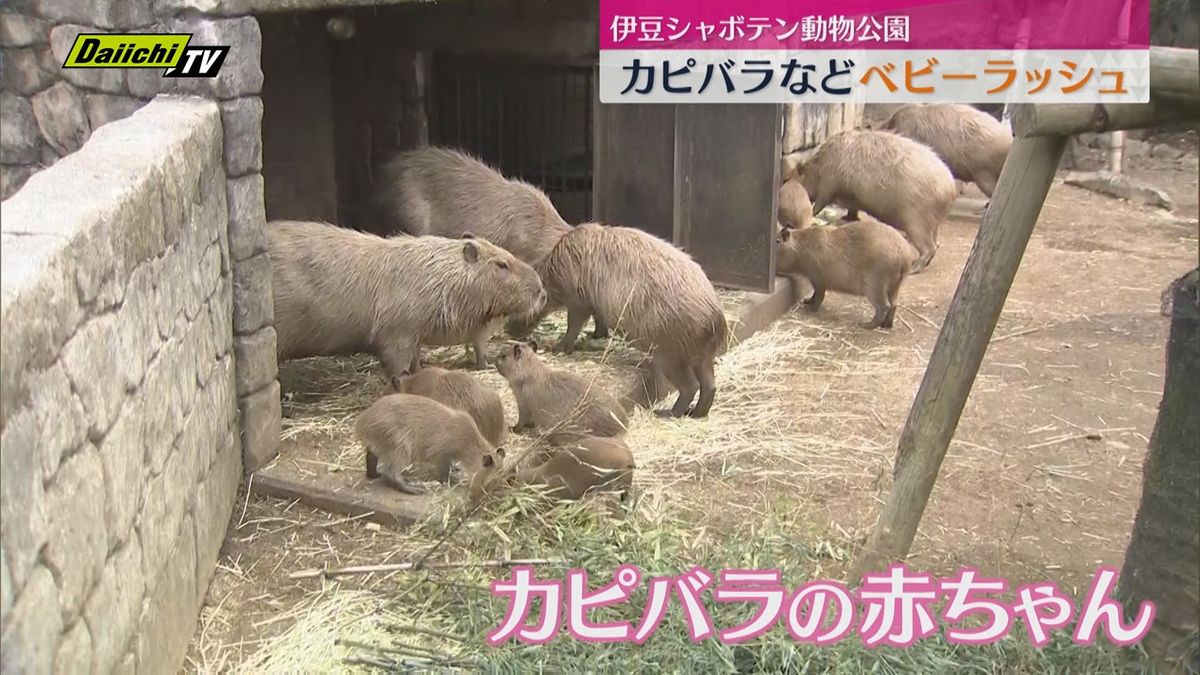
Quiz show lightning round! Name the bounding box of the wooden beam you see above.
[847,134,1068,585]
[1012,95,1199,138]
[1150,47,1200,98]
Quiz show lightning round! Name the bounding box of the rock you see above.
[0,566,62,674]
[42,445,108,626]
[220,97,262,177]
[0,407,47,589]
[130,17,262,99]
[233,326,277,396]
[1,164,39,200]
[135,516,197,675]
[49,24,126,94]
[60,314,125,438]
[226,174,266,262]
[1,46,57,96]
[84,95,145,131]
[0,11,51,47]
[36,0,152,30]
[240,379,281,472]
[99,393,146,549]
[1063,171,1175,211]
[83,538,144,674]
[141,337,190,475]
[231,253,273,335]
[27,364,87,482]
[1,91,40,164]
[54,621,92,674]
[31,81,91,156]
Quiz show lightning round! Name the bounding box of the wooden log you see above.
[1012,95,1199,138]
[1150,46,1200,98]
[847,134,1068,585]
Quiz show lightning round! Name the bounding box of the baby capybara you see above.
[778,179,813,230]
[391,366,507,447]
[538,223,728,418]
[269,221,546,374]
[794,130,956,273]
[513,436,635,502]
[775,219,917,329]
[369,147,573,336]
[494,340,628,443]
[355,393,505,500]
[883,103,1012,200]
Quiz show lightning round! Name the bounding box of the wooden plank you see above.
[592,102,676,240]
[1012,96,1200,138]
[674,103,782,292]
[847,134,1068,584]
[249,472,431,529]
[1150,47,1200,98]
[731,276,806,343]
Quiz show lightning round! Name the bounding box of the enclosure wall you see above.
[0,98,245,673]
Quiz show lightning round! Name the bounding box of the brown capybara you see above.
[355,393,505,500]
[538,223,728,418]
[369,147,574,337]
[794,130,956,273]
[494,340,629,442]
[269,220,546,374]
[882,103,1012,200]
[391,366,507,447]
[775,219,917,329]
[512,436,635,502]
[778,179,813,230]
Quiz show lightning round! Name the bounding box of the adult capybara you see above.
[539,223,728,418]
[269,220,546,374]
[370,146,572,336]
[778,180,813,230]
[355,393,505,499]
[883,103,1013,199]
[370,147,573,263]
[513,436,635,502]
[494,340,628,443]
[391,366,507,447]
[794,130,956,273]
[776,219,917,330]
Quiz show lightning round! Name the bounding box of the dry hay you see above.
[274,290,897,502]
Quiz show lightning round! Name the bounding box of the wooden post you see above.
[848,133,1068,584]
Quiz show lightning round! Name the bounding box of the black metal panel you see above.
[674,104,782,293]
[428,55,594,224]
[592,101,676,240]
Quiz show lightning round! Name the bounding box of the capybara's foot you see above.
[555,338,577,354]
[802,297,823,311]
[384,475,429,495]
[591,328,609,340]
[654,408,689,419]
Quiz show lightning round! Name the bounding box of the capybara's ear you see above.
[462,232,477,240]
[462,240,480,262]
[482,454,496,468]
[527,339,539,353]
[495,446,507,459]
[513,343,523,359]
[779,227,793,243]
[390,375,404,392]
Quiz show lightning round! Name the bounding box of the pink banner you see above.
[600,0,1150,50]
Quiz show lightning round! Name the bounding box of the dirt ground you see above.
[185,135,1198,669]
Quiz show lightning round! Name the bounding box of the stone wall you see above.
[0,98,242,674]
[0,0,282,471]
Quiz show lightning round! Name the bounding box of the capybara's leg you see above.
[470,333,490,370]
[804,286,826,311]
[377,339,418,380]
[905,225,938,274]
[505,308,547,339]
[974,171,999,200]
[862,283,892,330]
[690,356,718,418]
[592,314,610,340]
[556,306,588,354]
[844,208,860,222]
[381,472,429,495]
[365,450,380,479]
[512,405,534,433]
[658,355,699,418]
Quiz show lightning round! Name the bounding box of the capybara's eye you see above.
[496,261,509,271]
